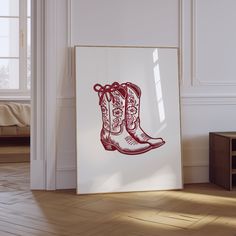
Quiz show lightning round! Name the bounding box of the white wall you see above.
[71,0,179,47]
[53,0,236,188]
[181,0,236,183]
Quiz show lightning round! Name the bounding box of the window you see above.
[0,0,31,97]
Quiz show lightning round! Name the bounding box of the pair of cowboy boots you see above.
[93,82,165,155]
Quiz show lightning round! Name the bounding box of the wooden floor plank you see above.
[0,163,236,236]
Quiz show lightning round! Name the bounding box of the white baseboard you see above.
[56,167,76,189]
[30,159,46,189]
[55,166,209,190]
[183,166,209,184]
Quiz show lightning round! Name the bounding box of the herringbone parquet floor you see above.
[0,163,236,236]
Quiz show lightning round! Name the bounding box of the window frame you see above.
[0,0,30,99]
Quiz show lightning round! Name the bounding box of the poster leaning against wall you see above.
[75,46,182,194]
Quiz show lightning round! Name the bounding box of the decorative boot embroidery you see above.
[122,82,165,148]
[93,82,165,155]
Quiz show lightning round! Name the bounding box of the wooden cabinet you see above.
[209,132,236,190]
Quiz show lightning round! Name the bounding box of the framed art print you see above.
[75,46,182,194]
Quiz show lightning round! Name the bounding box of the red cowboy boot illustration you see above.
[94,82,154,155]
[121,82,165,148]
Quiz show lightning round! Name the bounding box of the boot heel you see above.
[101,141,116,151]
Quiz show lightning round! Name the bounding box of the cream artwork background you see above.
[75,46,182,194]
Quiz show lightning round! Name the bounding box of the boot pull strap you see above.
[124,82,141,97]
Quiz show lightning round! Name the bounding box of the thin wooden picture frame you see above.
[75,45,182,194]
